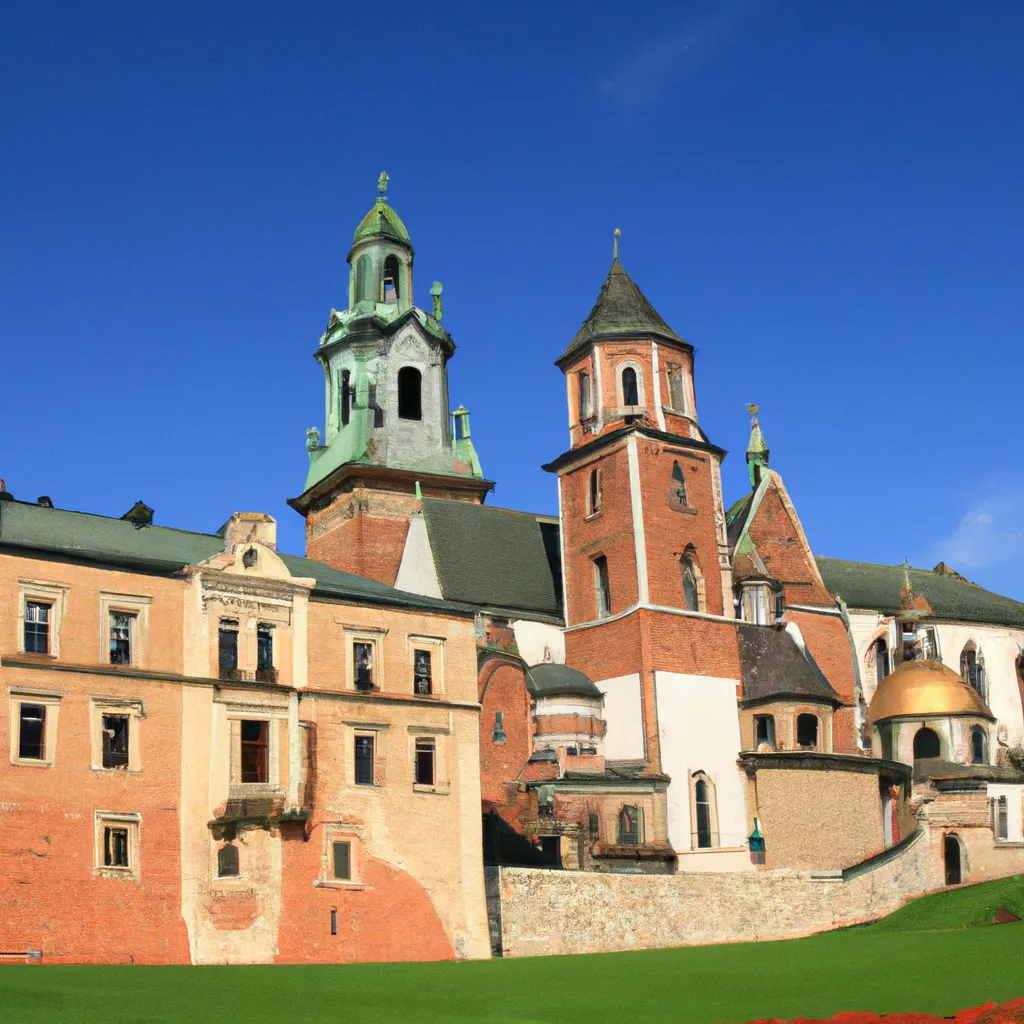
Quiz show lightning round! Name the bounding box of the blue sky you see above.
[2,2,1023,598]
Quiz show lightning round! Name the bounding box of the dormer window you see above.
[382,255,400,304]
[740,582,775,625]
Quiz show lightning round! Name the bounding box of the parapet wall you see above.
[494,827,1024,957]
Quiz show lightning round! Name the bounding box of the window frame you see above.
[89,697,143,772]
[98,592,152,670]
[354,732,376,786]
[227,711,283,792]
[796,713,820,750]
[665,362,688,414]
[617,362,645,408]
[9,688,62,767]
[577,370,593,421]
[255,623,276,683]
[970,726,988,766]
[346,629,386,692]
[315,826,365,890]
[94,811,141,880]
[407,634,444,697]
[753,714,776,750]
[17,580,68,658]
[593,555,611,620]
[617,804,642,845]
[397,365,423,421]
[585,467,603,517]
[689,771,720,850]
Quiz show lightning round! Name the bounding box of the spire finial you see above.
[377,170,389,196]
[745,404,770,489]
[613,227,621,260]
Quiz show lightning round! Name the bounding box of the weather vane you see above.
[377,170,389,196]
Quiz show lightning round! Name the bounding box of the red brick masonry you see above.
[750,997,1024,1024]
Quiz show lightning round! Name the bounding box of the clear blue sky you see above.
[2,2,1022,598]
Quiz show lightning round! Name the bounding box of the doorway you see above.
[944,834,963,885]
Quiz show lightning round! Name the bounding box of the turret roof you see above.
[353,197,410,245]
[558,259,685,364]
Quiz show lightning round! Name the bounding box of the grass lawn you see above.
[4,880,1024,1024]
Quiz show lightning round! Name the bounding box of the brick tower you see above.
[545,241,751,861]
[289,173,492,583]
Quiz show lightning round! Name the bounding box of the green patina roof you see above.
[420,498,562,618]
[559,259,685,363]
[816,556,1024,629]
[353,198,410,245]
[525,663,601,699]
[0,499,470,617]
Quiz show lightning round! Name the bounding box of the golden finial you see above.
[613,227,621,260]
[747,403,759,416]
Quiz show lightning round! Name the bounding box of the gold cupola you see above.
[870,659,994,723]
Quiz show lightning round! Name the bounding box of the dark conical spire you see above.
[559,259,685,363]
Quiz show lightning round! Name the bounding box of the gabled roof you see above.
[0,498,471,617]
[558,260,686,364]
[737,623,844,706]
[816,557,1024,629]
[420,498,562,619]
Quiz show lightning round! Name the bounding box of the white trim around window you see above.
[94,811,142,880]
[17,580,68,657]
[98,592,152,669]
[8,687,62,767]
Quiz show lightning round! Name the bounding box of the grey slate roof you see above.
[559,260,685,364]
[525,664,602,699]
[0,499,470,617]
[737,623,843,706]
[913,758,1024,784]
[816,557,1024,629]
[420,498,562,618]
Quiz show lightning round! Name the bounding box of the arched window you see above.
[578,371,592,420]
[621,366,639,407]
[587,468,602,515]
[618,805,641,844]
[796,714,819,750]
[872,638,889,687]
[970,726,987,765]
[691,772,718,849]
[397,367,422,420]
[671,461,688,508]
[944,833,964,885]
[382,255,400,303]
[682,557,700,612]
[913,726,941,761]
[355,255,372,302]
[960,644,985,699]
[340,369,351,427]
[217,842,239,878]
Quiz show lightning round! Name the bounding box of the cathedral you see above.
[2,175,1024,963]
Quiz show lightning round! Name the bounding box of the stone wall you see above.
[493,826,1024,958]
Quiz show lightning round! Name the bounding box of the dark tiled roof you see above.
[420,498,562,618]
[914,758,1024,784]
[737,623,843,706]
[816,557,1024,628]
[526,664,601,699]
[0,499,470,617]
[559,260,685,363]
[560,765,670,783]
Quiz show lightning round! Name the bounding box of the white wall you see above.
[654,671,750,867]
[593,673,645,761]
[394,514,442,599]
[512,620,565,667]
[987,783,1024,842]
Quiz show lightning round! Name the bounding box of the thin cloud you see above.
[598,4,754,107]
[930,488,1024,571]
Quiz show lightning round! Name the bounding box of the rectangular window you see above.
[109,611,135,665]
[240,720,268,784]
[218,621,239,677]
[102,714,130,769]
[741,585,773,625]
[24,602,50,654]
[414,738,435,786]
[920,628,939,662]
[18,703,46,760]
[413,650,432,695]
[993,796,1009,840]
[256,624,275,682]
[753,714,775,749]
[354,734,374,786]
[353,642,374,691]
[667,364,685,411]
[104,826,130,868]
[594,556,611,619]
[332,840,352,881]
[578,371,592,420]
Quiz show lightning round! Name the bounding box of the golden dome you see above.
[870,659,994,723]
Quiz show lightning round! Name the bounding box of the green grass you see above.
[2,923,1024,1024]
[866,873,1024,932]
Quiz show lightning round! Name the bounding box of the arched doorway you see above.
[944,834,963,885]
[913,727,940,760]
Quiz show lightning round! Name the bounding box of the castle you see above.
[2,176,1024,963]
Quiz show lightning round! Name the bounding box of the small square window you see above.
[109,611,135,665]
[332,840,351,881]
[415,738,435,786]
[18,703,46,760]
[413,650,432,695]
[24,602,50,654]
[240,720,268,783]
[102,714,130,769]
[354,734,374,786]
[104,826,130,868]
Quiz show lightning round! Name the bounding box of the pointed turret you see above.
[746,405,770,488]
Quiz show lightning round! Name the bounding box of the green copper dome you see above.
[353,197,410,245]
